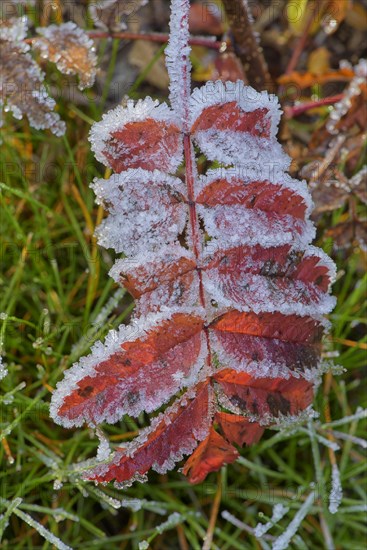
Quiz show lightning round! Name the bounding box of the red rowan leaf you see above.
[214,369,314,417]
[210,315,322,377]
[110,248,199,315]
[182,428,239,484]
[50,0,336,486]
[85,382,214,483]
[215,412,265,446]
[89,100,182,173]
[113,251,196,299]
[203,244,335,317]
[51,312,204,427]
[210,310,324,344]
[189,82,290,167]
[196,174,308,218]
[191,102,271,137]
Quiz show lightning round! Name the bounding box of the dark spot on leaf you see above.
[230,395,247,410]
[220,255,229,265]
[287,250,303,266]
[260,260,277,277]
[77,385,94,398]
[267,393,290,416]
[126,391,140,406]
[251,400,259,415]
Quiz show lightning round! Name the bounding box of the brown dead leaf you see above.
[0,19,65,135]
[350,168,367,204]
[213,52,246,82]
[332,83,367,133]
[89,0,146,32]
[189,2,225,35]
[278,66,354,89]
[311,183,349,215]
[32,22,97,90]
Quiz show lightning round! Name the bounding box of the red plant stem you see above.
[87,31,227,51]
[25,31,227,50]
[184,134,212,368]
[183,137,205,306]
[285,94,344,118]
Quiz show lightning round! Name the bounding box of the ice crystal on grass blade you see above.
[254,503,289,537]
[329,463,343,514]
[51,0,336,486]
[0,355,7,381]
[272,491,316,550]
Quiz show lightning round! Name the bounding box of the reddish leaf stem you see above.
[285,94,344,118]
[87,30,227,50]
[184,135,204,304]
[183,133,213,371]
[25,32,227,50]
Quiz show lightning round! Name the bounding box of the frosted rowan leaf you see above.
[182,427,239,484]
[89,0,147,32]
[91,169,187,255]
[32,22,97,90]
[0,32,65,135]
[214,369,314,418]
[209,310,326,381]
[50,311,207,428]
[190,80,290,168]
[84,382,215,483]
[203,244,336,317]
[89,98,183,173]
[50,0,336,486]
[109,246,201,316]
[215,412,265,447]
